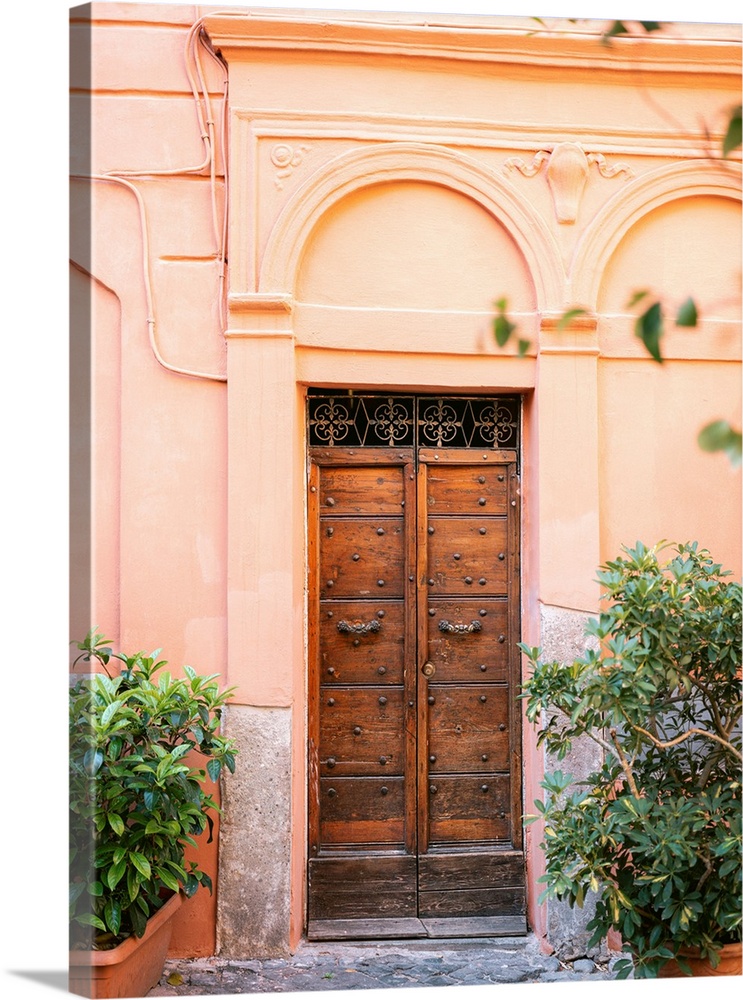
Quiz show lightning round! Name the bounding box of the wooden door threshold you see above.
[307,918,428,940]
[421,916,527,938]
[307,915,527,941]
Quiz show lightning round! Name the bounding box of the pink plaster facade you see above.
[70,3,742,961]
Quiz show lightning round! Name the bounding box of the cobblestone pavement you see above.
[148,936,625,995]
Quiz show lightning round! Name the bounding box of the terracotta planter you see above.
[658,941,742,978]
[69,891,182,998]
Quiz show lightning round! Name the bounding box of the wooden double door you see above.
[307,430,525,939]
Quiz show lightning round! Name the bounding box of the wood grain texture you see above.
[308,443,524,926]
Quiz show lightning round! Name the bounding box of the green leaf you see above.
[108,813,125,836]
[517,339,531,357]
[602,21,661,45]
[557,308,589,331]
[106,858,127,890]
[675,297,698,328]
[104,899,122,936]
[626,290,650,308]
[698,420,742,466]
[101,700,124,727]
[722,104,742,157]
[206,758,222,783]
[83,749,104,776]
[494,313,516,348]
[129,904,148,938]
[154,867,181,892]
[719,857,740,877]
[127,866,141,903]
[129,852,152,879]
[602,20,628,44]
[76,913,107,931]
[635,301,663,362]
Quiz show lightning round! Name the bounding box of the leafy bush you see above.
[69,628,238,949]
[521,541,742,978]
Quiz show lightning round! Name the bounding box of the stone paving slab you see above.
[148,936,626,995]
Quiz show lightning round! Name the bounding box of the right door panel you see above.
[417,450,524,921]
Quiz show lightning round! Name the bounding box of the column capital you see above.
[538,311,599,356]
[226,294,294,339]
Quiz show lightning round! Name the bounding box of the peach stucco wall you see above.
[71,2,742,959]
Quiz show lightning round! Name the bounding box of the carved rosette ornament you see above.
[270,143,312,189]
[504,142,634,224]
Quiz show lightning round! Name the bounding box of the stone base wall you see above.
[217,706,293,958]
[537,604,607,960]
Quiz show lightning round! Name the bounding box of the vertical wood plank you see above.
[416,460,430,856]
[507,461,523,850]
[307,461,321,857]
[404,461,418,856]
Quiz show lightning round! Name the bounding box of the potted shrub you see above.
[521,541,742,978]
[69,628,238,998]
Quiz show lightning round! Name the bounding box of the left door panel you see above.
[307,449,418,924]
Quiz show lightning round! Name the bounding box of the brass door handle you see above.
[421,661,436,678]
[438,619,482,634]
[337,620,382,635]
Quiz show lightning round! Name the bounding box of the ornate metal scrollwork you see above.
[308,394,519,450]
[419,399,460,447]
[310,398,354,444]
[337,619,383,635]
[438,619,483,634]
[371,399,414,445]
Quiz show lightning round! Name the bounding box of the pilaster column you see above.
[535,314,601,613]
[532,313,605,959]
[225,293,295,706]
[217,293,296,957]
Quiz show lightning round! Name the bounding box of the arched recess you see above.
[259,142,565,314]
[570,161,742,309]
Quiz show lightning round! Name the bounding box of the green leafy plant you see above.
[521,542,742,978]
[69,628,238,949]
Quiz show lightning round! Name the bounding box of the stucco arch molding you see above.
[570,160,743,308]
[259,142,565,313]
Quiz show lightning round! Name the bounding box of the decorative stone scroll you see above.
[504,142,634,224]
[271,143,312,189]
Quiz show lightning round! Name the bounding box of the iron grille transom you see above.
[308,393,519,451]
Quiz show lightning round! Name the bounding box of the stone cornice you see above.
[235,108,737,158]
[203,12,741,78]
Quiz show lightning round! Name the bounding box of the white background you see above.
[3,2,740,998]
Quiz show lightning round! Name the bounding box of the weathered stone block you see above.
[216,705,293,958]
